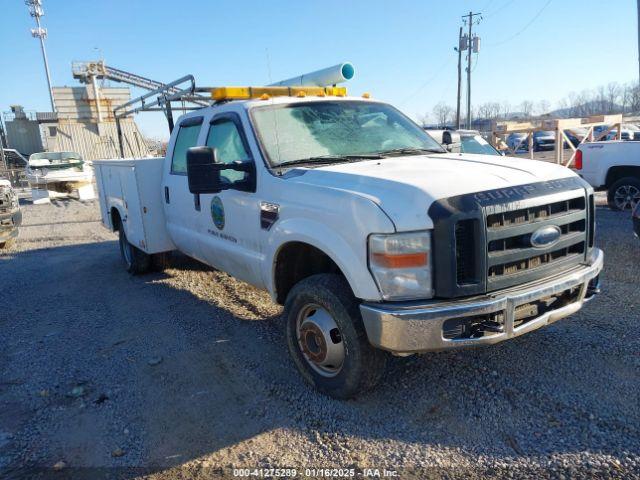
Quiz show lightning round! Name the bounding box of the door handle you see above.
[164,186,170,204]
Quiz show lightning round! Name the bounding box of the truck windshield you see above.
[251,101,445,167]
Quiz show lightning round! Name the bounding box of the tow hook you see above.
[478,321,504,334]
[585,275,601,300]
[470,320,505,337]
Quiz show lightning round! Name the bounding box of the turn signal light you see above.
[371,252,428,269]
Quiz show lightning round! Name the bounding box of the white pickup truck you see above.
[94,85,603,398]
[575,141,640,210]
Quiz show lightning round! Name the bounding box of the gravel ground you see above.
[0,197,638,479]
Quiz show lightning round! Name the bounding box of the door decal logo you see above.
[210,196,225,230]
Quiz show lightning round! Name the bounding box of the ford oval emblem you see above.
[530,225,561,248]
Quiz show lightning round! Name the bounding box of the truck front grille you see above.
[484,194,588,291]
[429,177,594,298]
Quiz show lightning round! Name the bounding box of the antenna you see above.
[26,0,56,113]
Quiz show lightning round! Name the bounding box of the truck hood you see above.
[292,153,578,231]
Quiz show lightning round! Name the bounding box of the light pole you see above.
[26,0,56,113]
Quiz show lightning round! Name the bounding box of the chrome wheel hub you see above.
[614,185,640,210]
[296,304,344,377]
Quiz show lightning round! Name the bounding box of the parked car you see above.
[425,129,502,156]
[93,78,603,398]
[574,142,640,210]
[457,130,502,155]
[506,133,528,151]
[593,125,611,141]
[613,124,640,141]
[633,201,640,238]
[0,178,21,248]
[593,124,637,141]
[533,131,555,151]
[564,128,587,148]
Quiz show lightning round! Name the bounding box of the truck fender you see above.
[264,218,382,303]
[108,203,127,232]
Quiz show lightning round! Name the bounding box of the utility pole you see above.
[26,0,56,113]
[455,27,463,129]
[637,0,640,85]
[462,11,482,129]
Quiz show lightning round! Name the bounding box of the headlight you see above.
[368,231,433,301]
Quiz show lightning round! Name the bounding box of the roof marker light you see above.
[211,86,348,101]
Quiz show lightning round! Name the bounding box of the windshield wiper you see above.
[276,153,384,168]
[376,147,445,156]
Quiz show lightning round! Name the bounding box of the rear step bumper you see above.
[360,248,603,354]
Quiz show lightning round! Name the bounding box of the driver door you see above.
[196,113,264,288]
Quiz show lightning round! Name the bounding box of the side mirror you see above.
[186,146,257,194]
[443,131,461,145]
[187,147,222,194]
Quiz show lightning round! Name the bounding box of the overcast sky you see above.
[1,0,637,139]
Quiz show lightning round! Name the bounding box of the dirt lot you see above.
[1,197,639,479]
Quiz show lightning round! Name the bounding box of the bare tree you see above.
[536,100,551,116]
[500,101,511,119]
[432,102,454,127]
[477,102,501,121]
[629,82,640,112]
[605,82,620,113]
[520,100,534,118]
[416,113,430,127]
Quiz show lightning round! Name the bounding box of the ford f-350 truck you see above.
[94,83,603,398]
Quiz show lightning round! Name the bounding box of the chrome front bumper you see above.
[360,248,604,354]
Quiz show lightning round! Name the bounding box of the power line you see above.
[482,0,496,12]
[486,0,553,46]
[484,0,519,18]
[398,56,454,106]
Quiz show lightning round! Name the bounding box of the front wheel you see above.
[284,274,387,399]
[118,224,151,274]
[607,177,640,211]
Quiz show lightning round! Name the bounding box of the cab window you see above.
[206,118,252,183]
[170,119,202,174]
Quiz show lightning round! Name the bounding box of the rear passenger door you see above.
[162,116,205,259]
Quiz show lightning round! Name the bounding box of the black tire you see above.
[607,177,640,211]
[284,274,387,399]
[151,251,172,271]
[118,223,151,274]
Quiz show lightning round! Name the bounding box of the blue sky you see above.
[1,0,637,139]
